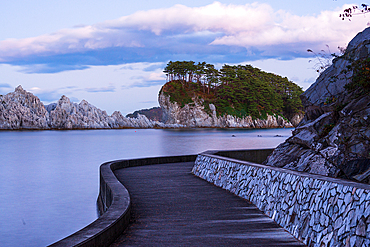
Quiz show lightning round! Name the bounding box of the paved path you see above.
[111,162,305,246]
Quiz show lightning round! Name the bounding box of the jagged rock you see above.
[0,86,183,130]
[0,85,49,129]
[110,111,134,128]
[45,103,57,113]
[290,112,304,127]
[264,27,370,184]
[49,96,112,129]
[299,27,370,109]
[158,92,294,128]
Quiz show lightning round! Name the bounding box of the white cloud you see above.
[210,5,367,48]
[147,72,166,81]
[85,85,116,93]
[27,86,63,103]
[109,2,274,35]
[0,2,368,65]
[248,57,319,90]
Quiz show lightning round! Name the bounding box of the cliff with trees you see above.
[159,61,304,128]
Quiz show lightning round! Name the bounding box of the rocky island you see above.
[264,27,370,184]
[159,62,304,128]
[0,86,182,130]
[0,63,304,130]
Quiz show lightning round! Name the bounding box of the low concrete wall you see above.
[192,151,370,247]
[49,154,197,247]
[211,148,274,164]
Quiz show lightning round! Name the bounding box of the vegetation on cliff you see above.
[344,57,370,96]
[160,61,303,120]
[263,27,370,184]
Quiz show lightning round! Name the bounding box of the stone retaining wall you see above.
[192,152,370,247]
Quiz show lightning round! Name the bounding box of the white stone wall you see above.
[192,154,370,247]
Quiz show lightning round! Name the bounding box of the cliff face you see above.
[0,86,181,130]
[264,27,370,184]
[159,91,295,128]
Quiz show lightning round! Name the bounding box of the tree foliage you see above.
[161,61,304,120]
[344,57,370,95]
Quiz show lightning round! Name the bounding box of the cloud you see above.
[118,62,164,72]
[28,87,62,102]
[26,86,87,103]
[84,85,116,93]
[0,2,368,73]
[143,63,165,72]
[19,64,90,74]
[290,76,300,82]
[68,97,80,103]
[124,80,165,89]
[124,71,166,88]
[304,77,316,83]
[0,83,12,95]
[0,83,12,88]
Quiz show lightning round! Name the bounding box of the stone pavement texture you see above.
[110,162,305,246]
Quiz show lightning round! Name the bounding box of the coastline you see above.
[0,126,295,131]
[1,86,298,131]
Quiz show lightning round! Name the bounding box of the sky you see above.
[0,0,369,115]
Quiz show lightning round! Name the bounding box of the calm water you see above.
[0,128,293,246]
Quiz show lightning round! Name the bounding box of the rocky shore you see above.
[158,91,299,128]
[0,86,183,130]
[0,85,300,130]
[263,27,370,184]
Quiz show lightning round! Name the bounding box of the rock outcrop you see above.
[0,86,182,130]
[264,27,370,184]
[0,86,49,129]
[158,91,295,128]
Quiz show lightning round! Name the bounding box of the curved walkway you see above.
[111,161,305,246]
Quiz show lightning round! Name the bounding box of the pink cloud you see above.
[0,2,367,65]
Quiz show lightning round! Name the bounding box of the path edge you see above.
[48,154,197,247]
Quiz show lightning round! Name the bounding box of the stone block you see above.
[335,217,343,230]
[338,198,344,209]
[320,213,329,227]
[338,224,347,239]
[320,232,333,247]
[355,217,366,237]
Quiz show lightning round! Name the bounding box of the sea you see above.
[0,128,293,246]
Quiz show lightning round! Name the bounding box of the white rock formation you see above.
[0,85,49,129]
[158,92,294,128]
[0,86,182,130]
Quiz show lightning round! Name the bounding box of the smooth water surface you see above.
[0,128,293,246]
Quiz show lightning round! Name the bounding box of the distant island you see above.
[126,107,163,122]
[0,63,304,130]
